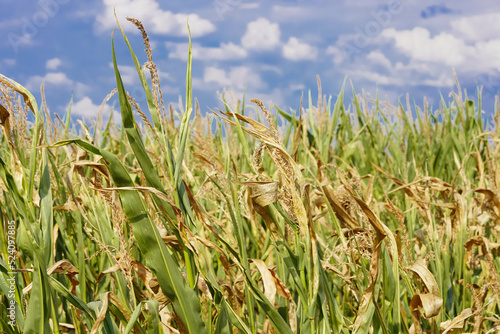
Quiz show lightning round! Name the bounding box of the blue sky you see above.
[1,0,500,122]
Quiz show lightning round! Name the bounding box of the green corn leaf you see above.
[52,139,207,334]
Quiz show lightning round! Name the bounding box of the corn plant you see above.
[0,17,499,334]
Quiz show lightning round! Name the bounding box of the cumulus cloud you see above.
[290,83,305,91]
[70,96,112,119]
[366,51,392,69]
[167,42,247,61]
[203,66,263,90]
[96,0,215,37]
[381,27,500,73]
[25,72,91,98]
[282,37,317,61]
[26,72,73,90]
[326,46,346,65]
[451,13,500,42]
[381,27,467,66]
[241,18,281,51]
[46,57,62,70]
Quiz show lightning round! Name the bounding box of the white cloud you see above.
[381,27,467,66]
[43,73,72,85]
[290,83,305,91]
[326,46,345,65]
[70,96,112,118]
[421,74,454,87]
[351,69,454,88]
[394,61,432,74]
[46,58,62,70]
[352,70,396,85]
[203,66,263,90]
[25,72,90,98]
[366,51,391,69]
[282,37,317,61]
[167,42,247,61]
[241,18,281,51]
[26,72,73,90]
[381,27,500,73]
[451,13,500,42]
[96,0,215,37]
[204,67,230,87]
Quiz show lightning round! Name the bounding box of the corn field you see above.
[0,18,499,334]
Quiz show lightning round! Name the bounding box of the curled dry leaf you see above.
[342,172,401,333]
[352,235,381,333]
[408,259,441,296]
[131,260,155,294]
[90,292,110,334]
[251,259,277,306]
[0,73,37,113]
[268,268,292,301]
[0,103,9,125]
[212,108,309,237]
[22,260,80,295]
[465,236,500,301]
[53,200,79,211]
[408,259,443,333]
[0,103,12,145]
[194,235,237,280]
[321,182,359,231]
[439,308,473,334]
[244,181,278,207]
[95,185,184,222]
[218,109,271,132]
[474,188,500,215]
[72,160,110,180]
[96,265,120,284]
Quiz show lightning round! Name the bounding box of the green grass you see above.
[0,18,499,334]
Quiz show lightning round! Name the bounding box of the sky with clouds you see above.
[1,0,500,121]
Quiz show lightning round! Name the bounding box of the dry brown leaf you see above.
[474,189,500,215]
[212,108,309,236]
[0,103,9,125]
[251,259,277,306]
[268,269,292,300]
[245,181,278,207]
[321,183,359,230]
[408,259,443,333]
[439,308,473,334]
[47,260,79,294]
[94,186,183,222]
[53,200,78,211]
[465,236,500,301]
[218,109,270,132]
[0,74,36,113]
[73,160,110,179]
[194,236,237,280]
[0,103,12,145]
[352,236,382,333]
[131,260,153,287]
[410,293,442,319]
[96,265,120,284]
[90,292,110,334]
[408,259,441,296]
